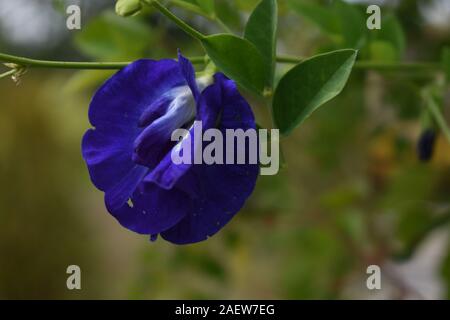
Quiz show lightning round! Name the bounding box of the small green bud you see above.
[115,0,142,17]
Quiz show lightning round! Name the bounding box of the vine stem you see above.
[0,52,205,70]
[277,54,441,71]
[143,0,205,40]
[0,52,443,72]
[1,53,131,69]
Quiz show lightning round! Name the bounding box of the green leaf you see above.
[289,0,367,48]
[334,0,367,49]
[201,34,266,93]
[273,49,357,135]
[74,11,151,60]
[287,0,340,36]
[195,0,215,15]
[244,0,278,87]
[442,47,450,82]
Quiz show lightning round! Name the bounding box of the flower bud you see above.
[417,129,436,162]
[115,0,142,17]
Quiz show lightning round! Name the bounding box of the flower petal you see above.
[105,165,148,211]
[178,50,200,101]
[132,88,196,167]
[109,183,190,235]
[196,75,223,126]
[89,59,184,132]
[82,59,184,192]
[82,128,134,191]
[161,162,258,244]
[143,74,224,190]
[161,74,259,244]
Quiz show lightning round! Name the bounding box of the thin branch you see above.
[277,54,441,71]
[0,53,130,70]
[1,52,443,73]
[0,53,205,70]
[143,0,205,40]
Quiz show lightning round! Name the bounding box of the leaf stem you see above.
[143,0,205,40]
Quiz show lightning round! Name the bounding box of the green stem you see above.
[424,91,450,144]
[143,0,205,40]
[277,54,441,71]
[0,52,130,70]
[355,61,440,71]
[1,52,444,72]
[0,52,205,70]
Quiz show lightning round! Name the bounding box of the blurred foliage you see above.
[75,11,152,60]
[1,0,450,299]
[0,74,102,299]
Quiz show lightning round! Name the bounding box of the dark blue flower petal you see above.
[178,50,200,101]
[143,151,191,190]
[138,96,171,128]
[161,74,259,244]
[89,59,184,132]
[132,90,196,167]
[143,75,223,190]
[161,164,258,244]
[82,128,135,191]
[196,75,223,126]
[104,165,148,211]
[109,183,191,235]
[83,59,185,192]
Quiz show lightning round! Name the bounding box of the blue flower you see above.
[82,52,259,244]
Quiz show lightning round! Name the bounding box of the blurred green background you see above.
[1,0,450,299]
